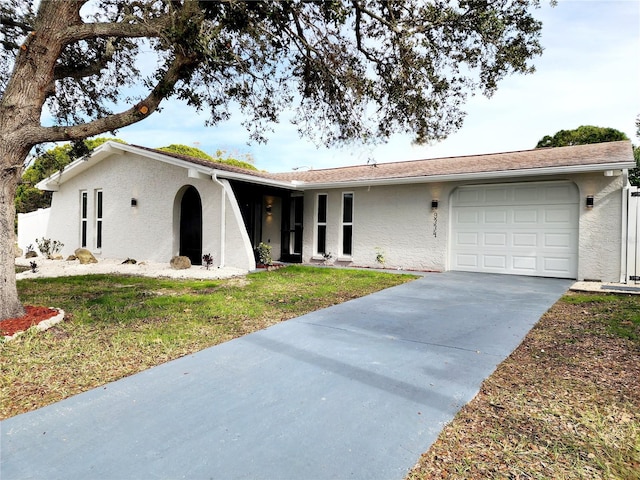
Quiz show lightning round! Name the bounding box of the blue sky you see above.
[113,0,639,173]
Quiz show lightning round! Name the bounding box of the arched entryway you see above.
[179,186,203,265]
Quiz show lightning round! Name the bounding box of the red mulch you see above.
[0,306,59,337]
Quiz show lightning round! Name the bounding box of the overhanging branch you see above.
[31,51,197,144]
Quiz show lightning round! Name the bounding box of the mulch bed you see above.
[0,306,60,337]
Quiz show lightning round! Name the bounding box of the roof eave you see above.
[295,162,637,189]
[36,141,121,191]
[213,169,303,190]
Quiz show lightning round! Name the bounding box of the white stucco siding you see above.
[47,153,201,261]
[573,172,625,282]
[303,184,449,271]
[218,179,256,271]
[44,152,254,268]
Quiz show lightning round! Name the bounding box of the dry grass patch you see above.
[409,291,640,479]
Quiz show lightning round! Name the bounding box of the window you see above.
[342,193,353,256]
[80,191,88,248]
[95,190,103,249]
[316,194,327,254]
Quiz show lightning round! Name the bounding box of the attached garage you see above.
[449,182,579,278]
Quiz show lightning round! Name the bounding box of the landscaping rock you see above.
[50,254,63,260]
[170,256,191,270]
[66,255,77,261]
[122,258,137,265]
[14,244,23,258]
[75,248,98,264]
[25,250,38,259]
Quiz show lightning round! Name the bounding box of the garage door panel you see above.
[455,232,478,246]
[485,188,509,203]
[456,210,479,224]
[513,209,538,224]
[484,233,507,246]
[450,182,578,278]
[455,253,479,268]
[514,186,539,203]
[543,256,576,275]
[512,256,537,272]
[544,232,573,248]
[456,189,481,205]
[483,255,507,269]
[513,232,538,247]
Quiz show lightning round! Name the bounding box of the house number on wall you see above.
[433,210,438,237]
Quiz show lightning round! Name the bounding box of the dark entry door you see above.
[180,186,202,265]
[280,195,303,262]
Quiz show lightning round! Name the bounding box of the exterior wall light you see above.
[431,199,439,209]
[586,195,594,209]
[266,204,272,216]
[131,198,138,207]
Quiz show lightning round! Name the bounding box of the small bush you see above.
[35,237,64,259]
[257,242,273,266]
[202,253,214,270]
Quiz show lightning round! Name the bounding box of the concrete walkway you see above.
[1,272,571,480]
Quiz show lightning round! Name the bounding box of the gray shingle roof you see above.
[270,141,635,184]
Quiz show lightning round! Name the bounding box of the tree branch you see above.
[60,17,171,44]
[53,39,115,81]
[0,16,32,32]
[32,51,197,144]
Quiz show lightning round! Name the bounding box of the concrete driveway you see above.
[1,271,571,480]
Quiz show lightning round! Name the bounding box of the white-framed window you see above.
[316,193,327,255]
[342,192,353,256]
[95,189,103,249]
[80,190,88,248]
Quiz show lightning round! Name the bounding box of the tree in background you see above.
[535,125,628,148]
[15,137,124,214]
[535,124,638,186]
[0,0,546,319]
[157,144,257,171]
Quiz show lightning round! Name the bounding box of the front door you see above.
[281,195,303,262]
[179,186,203,265]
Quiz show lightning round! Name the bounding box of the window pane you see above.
[317,225,326,254]
[81,221,87,248]
[96,221,102,249]
[97,191,103,218]
[81,192,87,218]
[317,194,327,223]
[343,225,352,256]
[343,193,353,223]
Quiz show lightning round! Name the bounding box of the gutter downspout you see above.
[620,169,629,283]
[211,173,226,268]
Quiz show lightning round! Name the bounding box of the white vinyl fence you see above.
[17,208,51,254]
[626,186,640,284]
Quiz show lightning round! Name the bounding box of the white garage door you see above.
[450,182,579,278]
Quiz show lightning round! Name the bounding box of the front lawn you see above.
[1,266,415,419]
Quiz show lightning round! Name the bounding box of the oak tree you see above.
[1,0,546,319]
[535,125,628,148]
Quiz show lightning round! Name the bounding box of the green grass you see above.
[1,266,416,419]
[561,292,640,340]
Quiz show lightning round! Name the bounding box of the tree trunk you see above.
[0,161,24,320]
